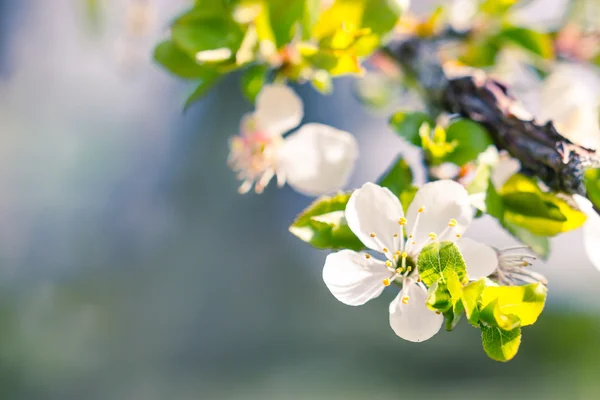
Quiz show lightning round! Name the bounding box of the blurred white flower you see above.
[574,195,600,272]
[322,181,501,342]
[228,84,359,195]
[536,63,600,150]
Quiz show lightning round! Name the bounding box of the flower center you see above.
[228,121,284,194]
[367,205,462,294]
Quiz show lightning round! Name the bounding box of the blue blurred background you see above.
[1,0,600,398]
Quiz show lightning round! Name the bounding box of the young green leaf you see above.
[154,40,209,79]
[289,193,365,251]
[462,279,486,326]
[377,157,413,198]
[241,65,269,103]
[389,111,433,146]
[417,242,467,287]
[444,119,493,166]
[497,27,554,59]
[585,168,600,210]
[481,326,522,362]
[480,282,547,327]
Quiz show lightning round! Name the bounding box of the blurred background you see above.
[0,0,600,399]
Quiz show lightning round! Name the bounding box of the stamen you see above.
[365,254,371,259]
[396,267,404,274]
[456,234,462,238]
[401,296,410,304]
[401,252,408,259]
[383,278,391,287]
[416,277,421,282]
[428,232,437,240]
[448,219,457,227]
[398,217,407,225]
[382,247,389,253]
[370,233,376,238]
[435,311,442,315]
[393,234,399,238]
[418,207,424,213]
[385,260,393,267]
[407,266,412,272]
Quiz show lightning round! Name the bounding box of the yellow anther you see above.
[365,254,371,259]
[448,219,457,227]
[393,234,399,238]
[456,234,462,238]
[395,250,401,255]
[522,261,529,267]
[382,247,389,253]
[398,217,407,225]
[428,232,437,240]
[412,241,416,245]
[396,267,404,274]
[385,260,393,267]
[409,234,413,239]
[370,233,376,238]
[407,266,412,272]
[417,277,422,283]
[383,278,391,287]
[393,254,399,261]
[418,207,424,213]
[401,296,410,304]
[401,251,408,259]
[435,311,442,315]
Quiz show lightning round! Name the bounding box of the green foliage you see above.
[500,174,587,236]
[585,168,600,210]
[417,242,467,287]
[444,119,494,166]
[389,111,433,146]
[289,193,364,251]
[241,64,269,102]
[184,73,222,111]
[496,26,554,59]
[154,40,211,79]
[481,326,522,362]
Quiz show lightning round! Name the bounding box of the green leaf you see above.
[313,0,403,39]
[377,157,414,198]
[444,119,493,166]
[426,280,452,313]
[585,168,600,210]
[266,0,305,48]
[154,40,209,79]
[417,242,467,287]
[389,111,433,146]
[289,193,365,251]
[479,298,521,330]
[480,282,547,327]
[497,26,554,59]
[501,174,587,236]
[184,73,221,111]
[462,279,486,326]
[241,64,268,103]
[171,8,244,60]
[481,326,522,362]
[485,178,504,220]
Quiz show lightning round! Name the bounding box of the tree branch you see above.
[384,37,600,197]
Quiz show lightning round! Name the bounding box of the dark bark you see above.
[385,38,600,197]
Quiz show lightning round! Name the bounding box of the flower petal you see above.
[491,156,520,189]
[345,183,404,253]
[322,250,390,306]
[279,123,358,196]
[457,238,498,280]
[255,84,303,136]
[574,195,600,271]
[389,281,443,342]
[406,180,472,252]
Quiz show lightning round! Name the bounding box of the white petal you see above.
[491,156,520,189]
[345,183,404,253]
[574,195,600,271]
[457,238,498,280]
[279,123,358,196]
[389,281,443,342]
[322,250,390,306]
[406,180,472,251]
[255,84,303,136]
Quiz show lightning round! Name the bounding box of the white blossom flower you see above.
[228,84,359,195]
[322,180,501,342]
[574,195,600,271]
